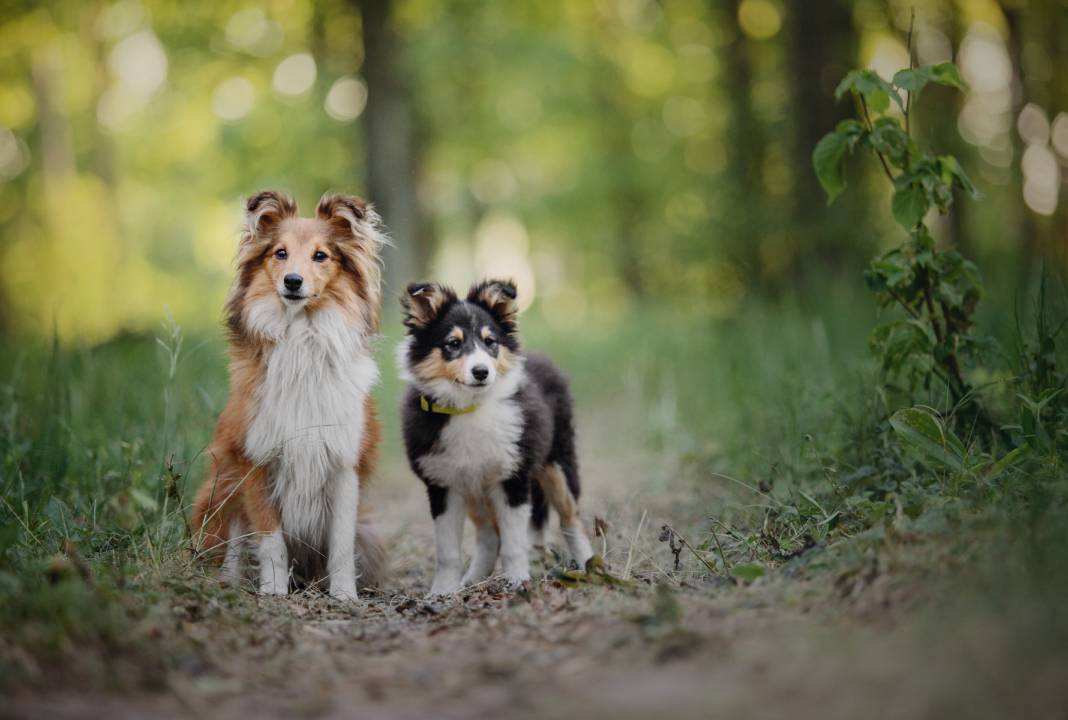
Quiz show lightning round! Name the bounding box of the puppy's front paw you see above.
[502,572,531,591]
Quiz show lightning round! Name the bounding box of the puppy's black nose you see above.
[284,273,303,291]
[471,365,489,382]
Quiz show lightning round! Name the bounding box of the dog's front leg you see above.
[328,467,360,601]
[243,467,289,595]
[429,486,465,596]
[492,476,532,588]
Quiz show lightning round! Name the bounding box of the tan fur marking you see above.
[413,347,465,385]
[465,495,498,532]
[538,462,580,528]
[496,346,515,376]
[403,283,454,329]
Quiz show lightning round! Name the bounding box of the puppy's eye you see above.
[445,338,462,351]
[484,336,498,349]
[312,250,328,262]
[274,248,288,260]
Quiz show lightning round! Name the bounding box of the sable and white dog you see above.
[191,190,387,601]
[398,279,594,595]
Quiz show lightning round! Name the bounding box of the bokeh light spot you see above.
[325,77,368,121]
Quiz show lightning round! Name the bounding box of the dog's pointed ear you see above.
[467,279,519,334]
[317,193,381,237]
[244,191,297,239]
[402,282,455,331]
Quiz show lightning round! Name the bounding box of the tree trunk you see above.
[357,0,427,295]
[722,0,766,283]
[785,0,858,279]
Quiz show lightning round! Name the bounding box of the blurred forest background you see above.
[0,0,1065,343]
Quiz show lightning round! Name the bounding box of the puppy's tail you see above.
[356,505,388,589]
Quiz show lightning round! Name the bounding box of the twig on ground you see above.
[658,524,721,577]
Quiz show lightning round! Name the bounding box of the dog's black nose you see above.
[471,365,489,382]
[284,273,303,291]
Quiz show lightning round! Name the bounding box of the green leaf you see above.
[813,131,849,203]
[893,63,965,95]
[868,117,912,168]
[938,155,980,199]
[986,446,1028,481]
[732,563,765,581]
[835,69,904,114]
[891,182,927,229]
[889,407,966,472]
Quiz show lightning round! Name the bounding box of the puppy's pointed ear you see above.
[402,282,455,331]
[467,279,518,334]
[244,191,297,240]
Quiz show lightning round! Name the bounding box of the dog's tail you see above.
[356,503,388,589]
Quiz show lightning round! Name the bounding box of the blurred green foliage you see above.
[1,0,1065,342]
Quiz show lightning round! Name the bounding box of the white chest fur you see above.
[416,377,526,496]
[244,304,378,542]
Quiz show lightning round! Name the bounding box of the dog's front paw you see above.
[258,581,288,596]
[330,582,358,602]
[428,576,462,597]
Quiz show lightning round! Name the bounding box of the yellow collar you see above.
[420,396,480,416]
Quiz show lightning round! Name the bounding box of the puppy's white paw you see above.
[502,572,531,591]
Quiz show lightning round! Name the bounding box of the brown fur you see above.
[191,190,387,588]
[402,282,456,330]
[412,347,466,385]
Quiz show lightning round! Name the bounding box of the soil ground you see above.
[6,406,1067,719]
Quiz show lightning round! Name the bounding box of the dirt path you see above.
[7,408,1066,719]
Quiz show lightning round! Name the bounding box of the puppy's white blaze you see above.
[462,523,500,585]
[258,527,289,595]
[244,305,377,573]
[492,488,531,585]
[429,492,465,595]
[328,467,359,600]
[221,517,245,585]
[463,347,496,385]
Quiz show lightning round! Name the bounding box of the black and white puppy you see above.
[398,279,594,594]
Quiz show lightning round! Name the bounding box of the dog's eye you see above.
[274,248,288,260]
[445,338,462,351]
[312,250,328,262]
[484,336,497,349]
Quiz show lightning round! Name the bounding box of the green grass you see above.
[2,277,1067,691]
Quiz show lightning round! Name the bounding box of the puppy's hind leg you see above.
[529,478,549,552]
[539,463,594,569]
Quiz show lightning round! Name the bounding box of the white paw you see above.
[502,572,531,590]
[330,583,358,602]
[258,581,288,596]
[428,577,462,597]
